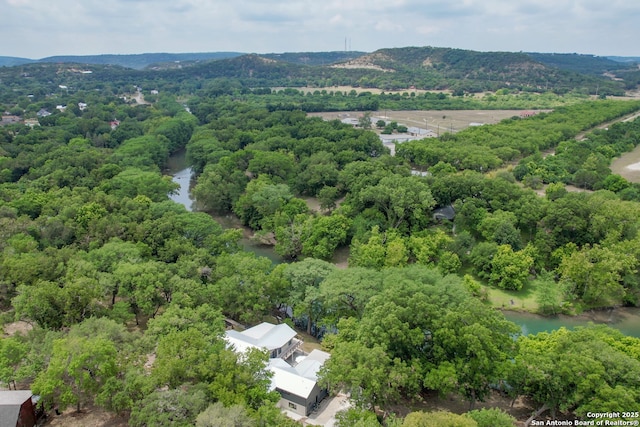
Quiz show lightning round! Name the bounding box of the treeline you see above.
[397,100,640,172]
[200,87,583,113]
[515,117,640,191]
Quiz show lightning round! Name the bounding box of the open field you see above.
[611,146,640,183]
[308,110,537,133]
[487,283,539,312]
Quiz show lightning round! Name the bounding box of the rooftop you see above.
[225,322,297,352]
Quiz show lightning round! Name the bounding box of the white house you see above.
[225,322,302,360]
[269,349,331,417]
[225,323,331,417]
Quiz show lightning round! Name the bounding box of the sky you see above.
[2,0,639,59]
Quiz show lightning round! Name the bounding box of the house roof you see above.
[0,390,32,427]
[433,205,456,220]
[267,349,331,399]
[294,349,330,381]
[225,322,296,352]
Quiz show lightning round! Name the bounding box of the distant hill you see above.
[608,56,640,64]
[37,52,244,70]
[326,46,624,94]
[527,52,635,75]
[0,51,362,70]
[262,51,367,66]
[1,46,634,96]
[0,56,35,67]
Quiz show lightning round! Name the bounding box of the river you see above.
[166,150,283,264]
[503,308,640,338]
[166,151,640,337]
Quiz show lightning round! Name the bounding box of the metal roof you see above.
[0,390,32,427]
[225,322,296,352]
[269,359,316,399]
[267,350,331,399]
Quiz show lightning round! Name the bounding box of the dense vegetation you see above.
[1,53,640,426]
[2,45,635,101]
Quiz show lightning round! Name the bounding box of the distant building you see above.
[378,133,423,144]
[24,119,39,128]
[340,117,360,127]
[78,102,88,111]
[0,390,38,427]
[0,115,21,126]
[36,109,51,117]
[407,126,437,137]
[520,111,537,118]
[109,120,120,130]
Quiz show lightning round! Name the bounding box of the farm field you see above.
[308,109,540,133]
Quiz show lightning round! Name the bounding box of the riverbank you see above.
[502,306,640,337]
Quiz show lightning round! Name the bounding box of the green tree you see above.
[0,337,28,389]
[509,326,640,420]
[32,335,118,412]
[319,336,410,409]
[335,408,381,427]
[283,258,336,334]
[302,214,351,260]
[358,112,372,129]
[489,245,534,291]
[534,272,564,315]
[403,411,477,427]
[466,408,515,427]
[358,174,435,230]
[196,402,256,427]
[129,385,209,427]
[558,244,634,306]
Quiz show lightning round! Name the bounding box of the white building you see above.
[225,322,302,360]
[269,349,331,416]
[225,323,331,417]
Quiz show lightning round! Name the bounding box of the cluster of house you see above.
[2,103,122,131]
[225,322,331,417]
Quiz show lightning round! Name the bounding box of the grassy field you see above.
[486,281,540,313]
[308,109,529,134]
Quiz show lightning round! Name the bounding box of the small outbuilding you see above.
[433,205,456,221]
[0,390,37,427]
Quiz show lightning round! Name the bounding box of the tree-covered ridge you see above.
[0,52,245,70]
[261,51,367,66]
[1,45,633,99]
[332,46,627,94]
[527,52,637,77]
